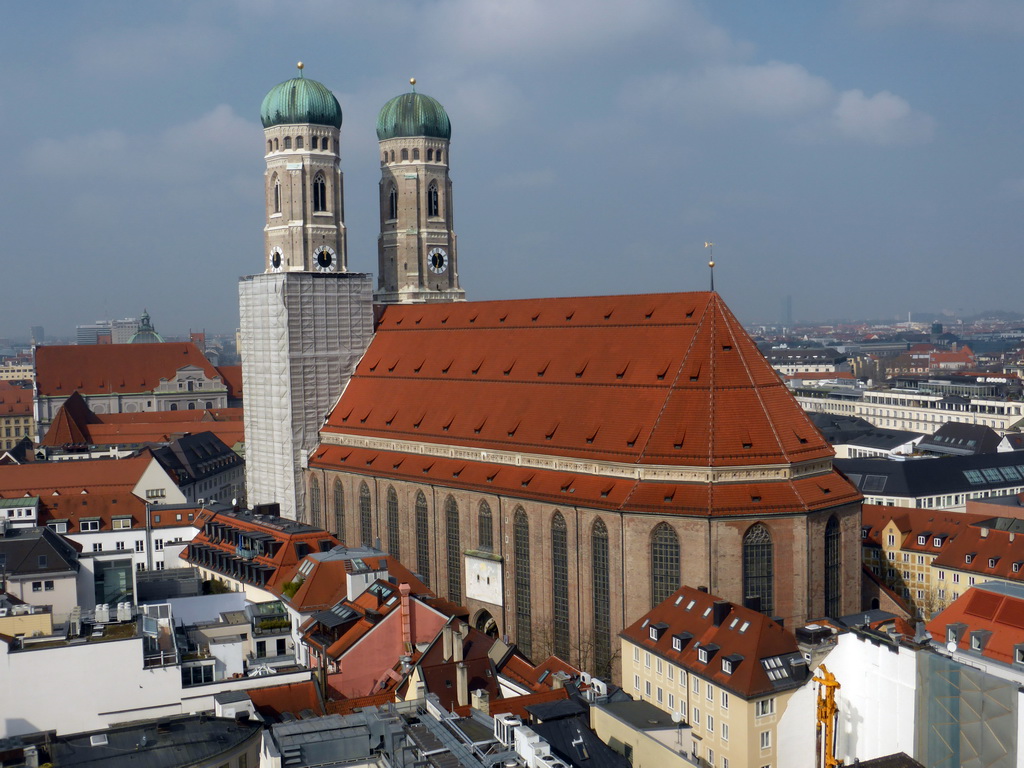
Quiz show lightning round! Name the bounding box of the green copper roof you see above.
[261,75,343,129]
[376,91,451,140]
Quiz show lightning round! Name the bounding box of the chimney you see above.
[442,622,454,661]
[400,583,413,648]
[454,622,467,663]
[712,601,731,627]
[471,688,490,715]
[456,661,469,707]
[981,528,989,538]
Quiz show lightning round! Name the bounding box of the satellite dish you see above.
[946,641,957,653]
[672,711,683,724]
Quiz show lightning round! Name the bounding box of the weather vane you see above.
[704,241,716,292]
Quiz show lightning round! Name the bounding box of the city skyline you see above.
[2,1,1023,336]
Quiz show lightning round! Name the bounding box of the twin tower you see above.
[241,67,464,520]
[259,66,464,302]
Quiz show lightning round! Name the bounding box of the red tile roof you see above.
[284,553,434,613]
[216,365,243,400]
[927,585,1024,665]
[0,452,154,499]
[487,688,570,719]
[0,382,32,417]
[247,681,324,720]
[621,585,803,699]
[930,524,1024,583]
[321,293,834,468]
[860,504,988,552]
[35,342,221,397]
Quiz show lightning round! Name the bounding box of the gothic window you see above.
[401,148,409,161]
[426,148,433,161]
[359,481,372,547]
[436,150,443,163]
[313,172,327,212]
[415,492,430,587]
[592,519,612,678]
[272,175,281,213]
[273,138,279,150]
[322,137,330,151]
[308,476,321,528]
[284,136,292,149]
[552,512,570,659]
[311,136,318,150]
[296,136,304,149]
[651,523,680,608]
[388,185,398,220]
[445,496,462,604]
[824,516,841,617]
[413,148,420,160]
[514,507,532,656]
[743,523,774,615]
[267,140,272,153]
[478,501,493,552]
[386,486,400,559]
[390,150,395,162]
[427,181,440,218]
[333,480,345,542]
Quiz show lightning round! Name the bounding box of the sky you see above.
[1,0,1023,338]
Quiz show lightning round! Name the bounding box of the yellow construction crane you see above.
[813,664,842,768]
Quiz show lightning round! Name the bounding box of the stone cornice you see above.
[318,431,833,484]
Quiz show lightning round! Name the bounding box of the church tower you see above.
[375,80,464,304]
[240,65,373,521]
[261,63,347,274]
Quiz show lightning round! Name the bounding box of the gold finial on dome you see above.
[297,61,304,77]
[704,241,716,292]
[410,77,416,85]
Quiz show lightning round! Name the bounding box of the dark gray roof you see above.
[524,699,586,722]
[836,453,1024,498]
[598,699,677,731]
[0,526,79,576]
[856,753,925,768]
[152,431,241,484]
[532,714,631,768]
[807,413,876,444]
[918,422,1002,456]
[48,714,261,768]
[846,429,923,450]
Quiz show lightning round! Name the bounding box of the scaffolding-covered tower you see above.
[239,272,373,520]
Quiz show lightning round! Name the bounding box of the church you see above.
[240,67,863,679]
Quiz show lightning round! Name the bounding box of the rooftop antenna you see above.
[704,241,716,292]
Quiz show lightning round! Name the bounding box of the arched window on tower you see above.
[267,140,272,153]
[415,492,430,587]
[592,518,612,678]
[445,496,462,604]
[552,512,570,659]
[296,136,304,149]
[824,516,841,617]
[388,185,398,220]
[333,480,345,542]
[359,482,372,547]
[322,137,330,151]
[311,136,319,150]
[284,136,292,149]
[743,523,774,615]
[427,181,440,218]
[401,148,409,161]
[390,150,395,162]
[478,501,493,552]
[426,149,433,161]
[437,150,443,163]
[272,175,281,214]
[651,523,680,608]
[386,486,400,559]
[514,508,532,657]
[274,138,279,150]
[413,148,420,160]
[308,476,321,529]
[313,172,327,213]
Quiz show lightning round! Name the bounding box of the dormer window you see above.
[697,647,708,663]
[1015,645,1024,665]
[965,554,975,564]
[988,557,999,568]
[917,535,926,545]
[933,537,943,547]
[649,622,669,641]
[671,632,692,652]
[1014,562,1022,574]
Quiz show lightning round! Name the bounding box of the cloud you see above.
[830,89,935,145]
[624,62,934,146]
[855,0,1024,35]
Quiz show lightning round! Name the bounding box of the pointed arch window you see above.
[824,516,841,617]
[333,480,345,542]
[651,523,680,608]
[592,519,612,678]
[445,496,462,604]
[478,501,493,552]
[743,523,774,615]
[313,172,327,213]
[415,491,430,587]
[388,185,398,220]
[308,476,321,529]
[427,181,440,218]
[514,508,532,657]
[359,481,372,547]
[272,175,281,213]
[386,486,400,559]
[552,512,570,659]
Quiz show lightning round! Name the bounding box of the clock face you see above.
[269,248,283,272]
[428,247,449,274]
[314,245,338,273]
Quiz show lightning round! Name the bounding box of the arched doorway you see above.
[474,609,498,638]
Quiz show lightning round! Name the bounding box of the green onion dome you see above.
[261,65,342,129]
[376,81,451,140]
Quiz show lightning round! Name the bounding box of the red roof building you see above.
[306,291,863,678]
[927,582,1024,668]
